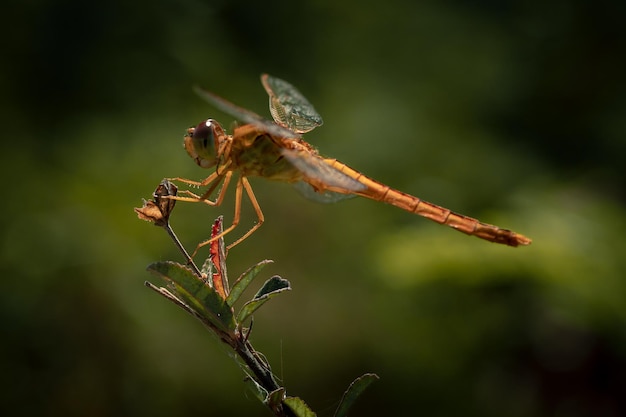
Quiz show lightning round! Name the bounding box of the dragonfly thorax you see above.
[184,119,226,169]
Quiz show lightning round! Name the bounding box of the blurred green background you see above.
[2,0,625,416]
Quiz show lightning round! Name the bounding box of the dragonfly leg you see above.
[167,171,232,206]
[190,174,244,258]
[190,176,264,257]
[168,170,221,188]
[226,177,264,250]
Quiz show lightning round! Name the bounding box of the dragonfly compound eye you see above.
[185,119,224,169]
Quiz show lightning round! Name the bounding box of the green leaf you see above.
[147,261,236,332]
[237,275,291,323]
[334,373,379,417]
[253,275,291,299]
[227,259,273,306]
[284,397,317,417]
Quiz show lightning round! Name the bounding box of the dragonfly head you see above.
[184,119,225,169]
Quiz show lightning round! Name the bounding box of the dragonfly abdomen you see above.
[325,159,531,247]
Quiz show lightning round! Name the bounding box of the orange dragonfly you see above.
[170,74,531,254]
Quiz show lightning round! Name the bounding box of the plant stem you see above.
[163,222,203,277]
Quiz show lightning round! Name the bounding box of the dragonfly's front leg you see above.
[167,171,232,206]
[169,170,221,188]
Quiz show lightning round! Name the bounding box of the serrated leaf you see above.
[237,276,291,323]
[334,373,379,417]
[148,261,236,332]
[284,397,317,417]
[227,260,273,306]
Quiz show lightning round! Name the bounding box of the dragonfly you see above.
[170,74,531,255]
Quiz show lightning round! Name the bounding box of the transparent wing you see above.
[193,85,300,139]
[261,74,323,134]
[293,181,356,203]
[281,148,367,194]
